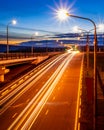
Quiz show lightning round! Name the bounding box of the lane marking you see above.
[26,99,30,103]
[79,98,81,106]
[2,90,9,96]
[19,79,23,84]
[74,54,84,130]
[45,109,49,115]
[12,113,18,119]
[12,103,25,108]
[78,123,80,130]
[79,108,81,118]
[11,84,17,89]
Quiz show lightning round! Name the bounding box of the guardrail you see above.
[0,52,62,60]
[97,68,104,95]
[0,53,46,60]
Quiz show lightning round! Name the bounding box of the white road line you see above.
[26,99,30,103]
[79,108,81,118]
[12,113,18,119]
[45,109,49,115]
[74,54,84,130]
[1,90,9,96]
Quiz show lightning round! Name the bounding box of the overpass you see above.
[64,43,79,50]
[0,52,60,82]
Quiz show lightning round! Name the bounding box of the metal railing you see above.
[0,53,46,60]
[0,52,62,60]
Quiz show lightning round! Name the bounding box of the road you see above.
[0,52,83,130]
[30,52,83,130]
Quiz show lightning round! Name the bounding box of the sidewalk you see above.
[80,54,104,130]
[80,68,93,130]
[97,74,104,130]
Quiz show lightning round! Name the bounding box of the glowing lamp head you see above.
[77,37,80,40]
[35,32,39,36]
[73,26,79,32]
[57,9,68,21]
[12,20,17,25]
[81,33,84,37]
[98,24,104,31]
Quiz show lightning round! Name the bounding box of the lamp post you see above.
[55,39,59,52]
[77,25,103,72]
[31,32,39,53]
[57,9,97,130]
[68,14,97,130]
[7,20,16,54]
[103,33,104,50]
[98,24,104,50]
[76,28,91,73]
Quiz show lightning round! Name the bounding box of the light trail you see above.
[8,52,76,130]
[0,55,58,95]
[0,53,70,114]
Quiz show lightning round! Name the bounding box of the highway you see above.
[0,51,83,130]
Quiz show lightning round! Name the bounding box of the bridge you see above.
[0,52,61,82]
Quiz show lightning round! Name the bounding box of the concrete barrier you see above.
[32,56,49,64]
[0,66,9,82]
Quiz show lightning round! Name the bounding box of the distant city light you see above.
[77,37,80,40]
[73,26,79,32]
[35,32,39,36]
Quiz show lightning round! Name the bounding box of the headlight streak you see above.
[8,52,76,130]
[27,53,76,130]
[0,55,62,99]
[0,56,56,95]
[0,53,68,114]
[0,57,51,96]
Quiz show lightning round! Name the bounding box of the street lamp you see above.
[31,32,39,41]
[98,24,104,50]
[31,32,39,53]
[75,24,103,72]
[98,24,104,32]
[74,27,91,73]
[57,9,97,130]
[7,20,17,54]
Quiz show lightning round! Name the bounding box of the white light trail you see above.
[8,52,76,130]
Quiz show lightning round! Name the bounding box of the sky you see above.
[0,0,104,33]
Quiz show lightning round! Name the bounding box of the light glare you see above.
[57,9,68,21]
[12,20,16,25]
[35,32,39,36]
[98,24,104,31]
[73,26,79,32]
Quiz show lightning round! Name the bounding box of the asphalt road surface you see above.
[30,52,83,130]
[0,52,83,130]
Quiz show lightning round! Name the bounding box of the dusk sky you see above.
[0,0,104,33]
